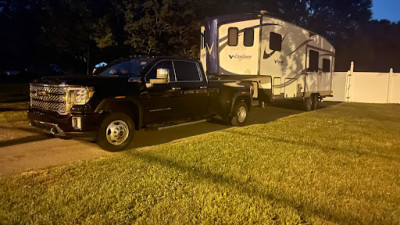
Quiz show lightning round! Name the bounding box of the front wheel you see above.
[229,101,248,126]
[97,113,135,151]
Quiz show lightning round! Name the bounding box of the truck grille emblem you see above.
[37,90,48,96]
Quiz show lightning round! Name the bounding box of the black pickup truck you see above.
[28,57,252,151]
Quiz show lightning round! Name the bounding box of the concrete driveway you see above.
[0,105,303,176]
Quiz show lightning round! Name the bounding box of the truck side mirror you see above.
[146,68,170,88]
[156,68,169,81]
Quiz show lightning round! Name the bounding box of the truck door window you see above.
[145,60,175,82]
[228,27,239,46]
[173,61,201,81]
[322,58,331,72]
[244,28,254,47]
[309,50,319,72]
[270,32,282,51]
[100,58,150,76]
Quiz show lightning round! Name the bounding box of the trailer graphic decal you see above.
[289,39,313,56]
[229,54,252,60]
[206,43,214,57]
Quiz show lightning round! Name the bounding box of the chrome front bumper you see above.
[28,109,100,141]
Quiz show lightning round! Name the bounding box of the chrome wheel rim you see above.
[237,106,247,123]
[105,120,129,145]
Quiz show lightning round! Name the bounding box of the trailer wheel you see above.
[229,101,248,126]
[303,96,313,111]
[312,94,319,110]
[97,113,135,151]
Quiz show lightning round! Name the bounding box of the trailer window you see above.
[323,58,331,72]
[270,32,282,51]
[244,28,254,47]
[228,27,238,46]
[309,50,319,72]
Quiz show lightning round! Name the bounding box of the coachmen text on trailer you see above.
[200,11,335,110]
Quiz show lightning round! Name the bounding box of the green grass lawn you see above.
[0,101,28,122]
[1,103,399,224]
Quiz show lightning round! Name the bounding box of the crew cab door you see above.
[172,60,209,118]
[141,60,179,124]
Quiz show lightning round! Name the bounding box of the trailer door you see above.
[306,47,334,96]
[319,57,333,95]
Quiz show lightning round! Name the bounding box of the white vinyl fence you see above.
[325,62,400,104]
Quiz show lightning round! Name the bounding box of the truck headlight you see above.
[67,87,94,105]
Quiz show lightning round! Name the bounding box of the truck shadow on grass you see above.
[129,105,305,149]
[270,100,341,111]
[127,102,341,150]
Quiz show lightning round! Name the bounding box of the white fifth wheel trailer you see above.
[200,12,335,110]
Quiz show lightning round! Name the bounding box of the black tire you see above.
[312,94,319,110]
[229,101,248,126]
[97,113,135,151]
[303,96,313,111]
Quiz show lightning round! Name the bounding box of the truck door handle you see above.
[172,87,181,91]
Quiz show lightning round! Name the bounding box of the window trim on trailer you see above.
[243,28,254,47]
[322,58,331,72]
[270,32,282,51]
[228,27,239,46]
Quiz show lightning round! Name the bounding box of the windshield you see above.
[99,58,152,76]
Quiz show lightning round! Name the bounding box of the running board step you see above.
[157,119,208,130]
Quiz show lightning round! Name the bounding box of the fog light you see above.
[72,117,82,130]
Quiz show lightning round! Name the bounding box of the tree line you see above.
[0,0,399,74]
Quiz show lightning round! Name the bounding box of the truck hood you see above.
[32,75,135,87]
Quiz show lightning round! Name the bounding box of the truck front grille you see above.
[30,84,68,115]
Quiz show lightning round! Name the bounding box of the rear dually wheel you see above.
[229,101,248,126]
